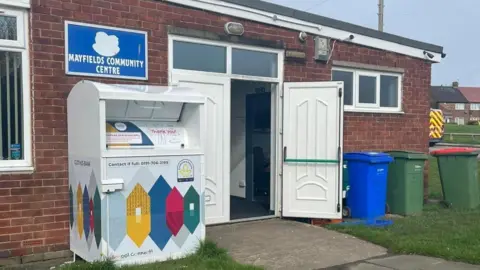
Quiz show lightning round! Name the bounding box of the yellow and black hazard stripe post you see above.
[429,110,444,139]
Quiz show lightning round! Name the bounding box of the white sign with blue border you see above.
[65,21,148,80]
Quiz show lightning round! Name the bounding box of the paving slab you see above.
[345,262,392,270]
[367,255,480,270]
[207,218,387,270]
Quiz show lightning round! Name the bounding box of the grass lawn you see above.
[444,123,480,134]
[427,156,443,200]
[443,124,480,144]
[329,156,480,264]
[60,241,260,270]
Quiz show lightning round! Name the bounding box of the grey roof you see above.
[222,0,444,54]
[431,86,468,103]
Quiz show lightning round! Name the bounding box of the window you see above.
[380,75,399,108]
[455,103,465,110]
[332,70,353,105]
[232,48,277,78]
[332,68,402,112]
[173,40,227,73]
[170,37,282,81]
[471,104,480,111]
[358,72,378,106]
[0,8,31,171]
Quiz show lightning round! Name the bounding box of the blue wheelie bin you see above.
[343,152,393,220]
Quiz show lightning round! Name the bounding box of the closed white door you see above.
[171,73,230,225]
[282,82,343,219]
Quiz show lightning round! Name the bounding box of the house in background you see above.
[431,83,468,124]
[457,87,480,123]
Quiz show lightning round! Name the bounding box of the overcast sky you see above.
[266,0,477,86]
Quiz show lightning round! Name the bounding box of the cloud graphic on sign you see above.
[92,32,120,57]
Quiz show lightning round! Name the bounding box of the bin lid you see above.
[431,147,480,156]
[385,151,428,160]
[343,152,393,164]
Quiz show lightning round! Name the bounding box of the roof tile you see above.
[458,87,480,103]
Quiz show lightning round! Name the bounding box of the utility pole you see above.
[378,0,384,32]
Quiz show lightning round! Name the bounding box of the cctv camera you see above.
[423,51,434,59]
[343,34,354,41]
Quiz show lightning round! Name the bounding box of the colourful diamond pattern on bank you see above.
[70,172,102,250]
[126,184,151,247]
[70,170,201,252]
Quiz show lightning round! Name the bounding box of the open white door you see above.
[282,81,344,219]
[171,73,230,225]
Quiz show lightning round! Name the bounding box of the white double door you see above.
[172,73,343,224]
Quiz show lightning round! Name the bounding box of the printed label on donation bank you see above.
[106,132,143,144]
[65,21,147,80]
[177,159,194,182]
[108,159,169,168]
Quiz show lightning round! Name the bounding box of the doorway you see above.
[230,80,275,220]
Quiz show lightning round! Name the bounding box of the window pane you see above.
[358,75,377,104]
[232,49,277,77]
[455,103,464,110]
[0,16,16,41]
[173,41,226,73]
[380,75,398,107]
[332,70,353,105]
[0,51,23,160]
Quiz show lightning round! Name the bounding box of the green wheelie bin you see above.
[431,148,480,209]
[385,151,428,215]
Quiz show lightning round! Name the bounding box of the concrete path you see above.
[337,255,480,270]
[207,218,387,269]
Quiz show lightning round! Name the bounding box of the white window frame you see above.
[356,71,380,108]
[470,104,480,111]
[0,7,31,171]
[0,8,25,48]
[455,103,465,110]
[332,67,402,113]
[168,35,283,83]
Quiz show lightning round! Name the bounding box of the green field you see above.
[443,124,480,144]
[330,157,480,264]
[445,123,480,133]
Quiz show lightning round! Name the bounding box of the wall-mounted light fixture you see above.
[224,22,244,36]
[299,31,308,42]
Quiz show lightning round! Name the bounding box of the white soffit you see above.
[164,0,443,63]
[0,0,30,8]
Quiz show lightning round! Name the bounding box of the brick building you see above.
[457,87,480,123]
[0,0,444,264]
[431,85,468,124]
[430,83,480,125]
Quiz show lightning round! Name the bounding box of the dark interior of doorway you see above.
[230,80,274,220]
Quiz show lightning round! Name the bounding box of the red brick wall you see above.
[0,0,432,258]
[468,104,480,121]
[439,103,468,123]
